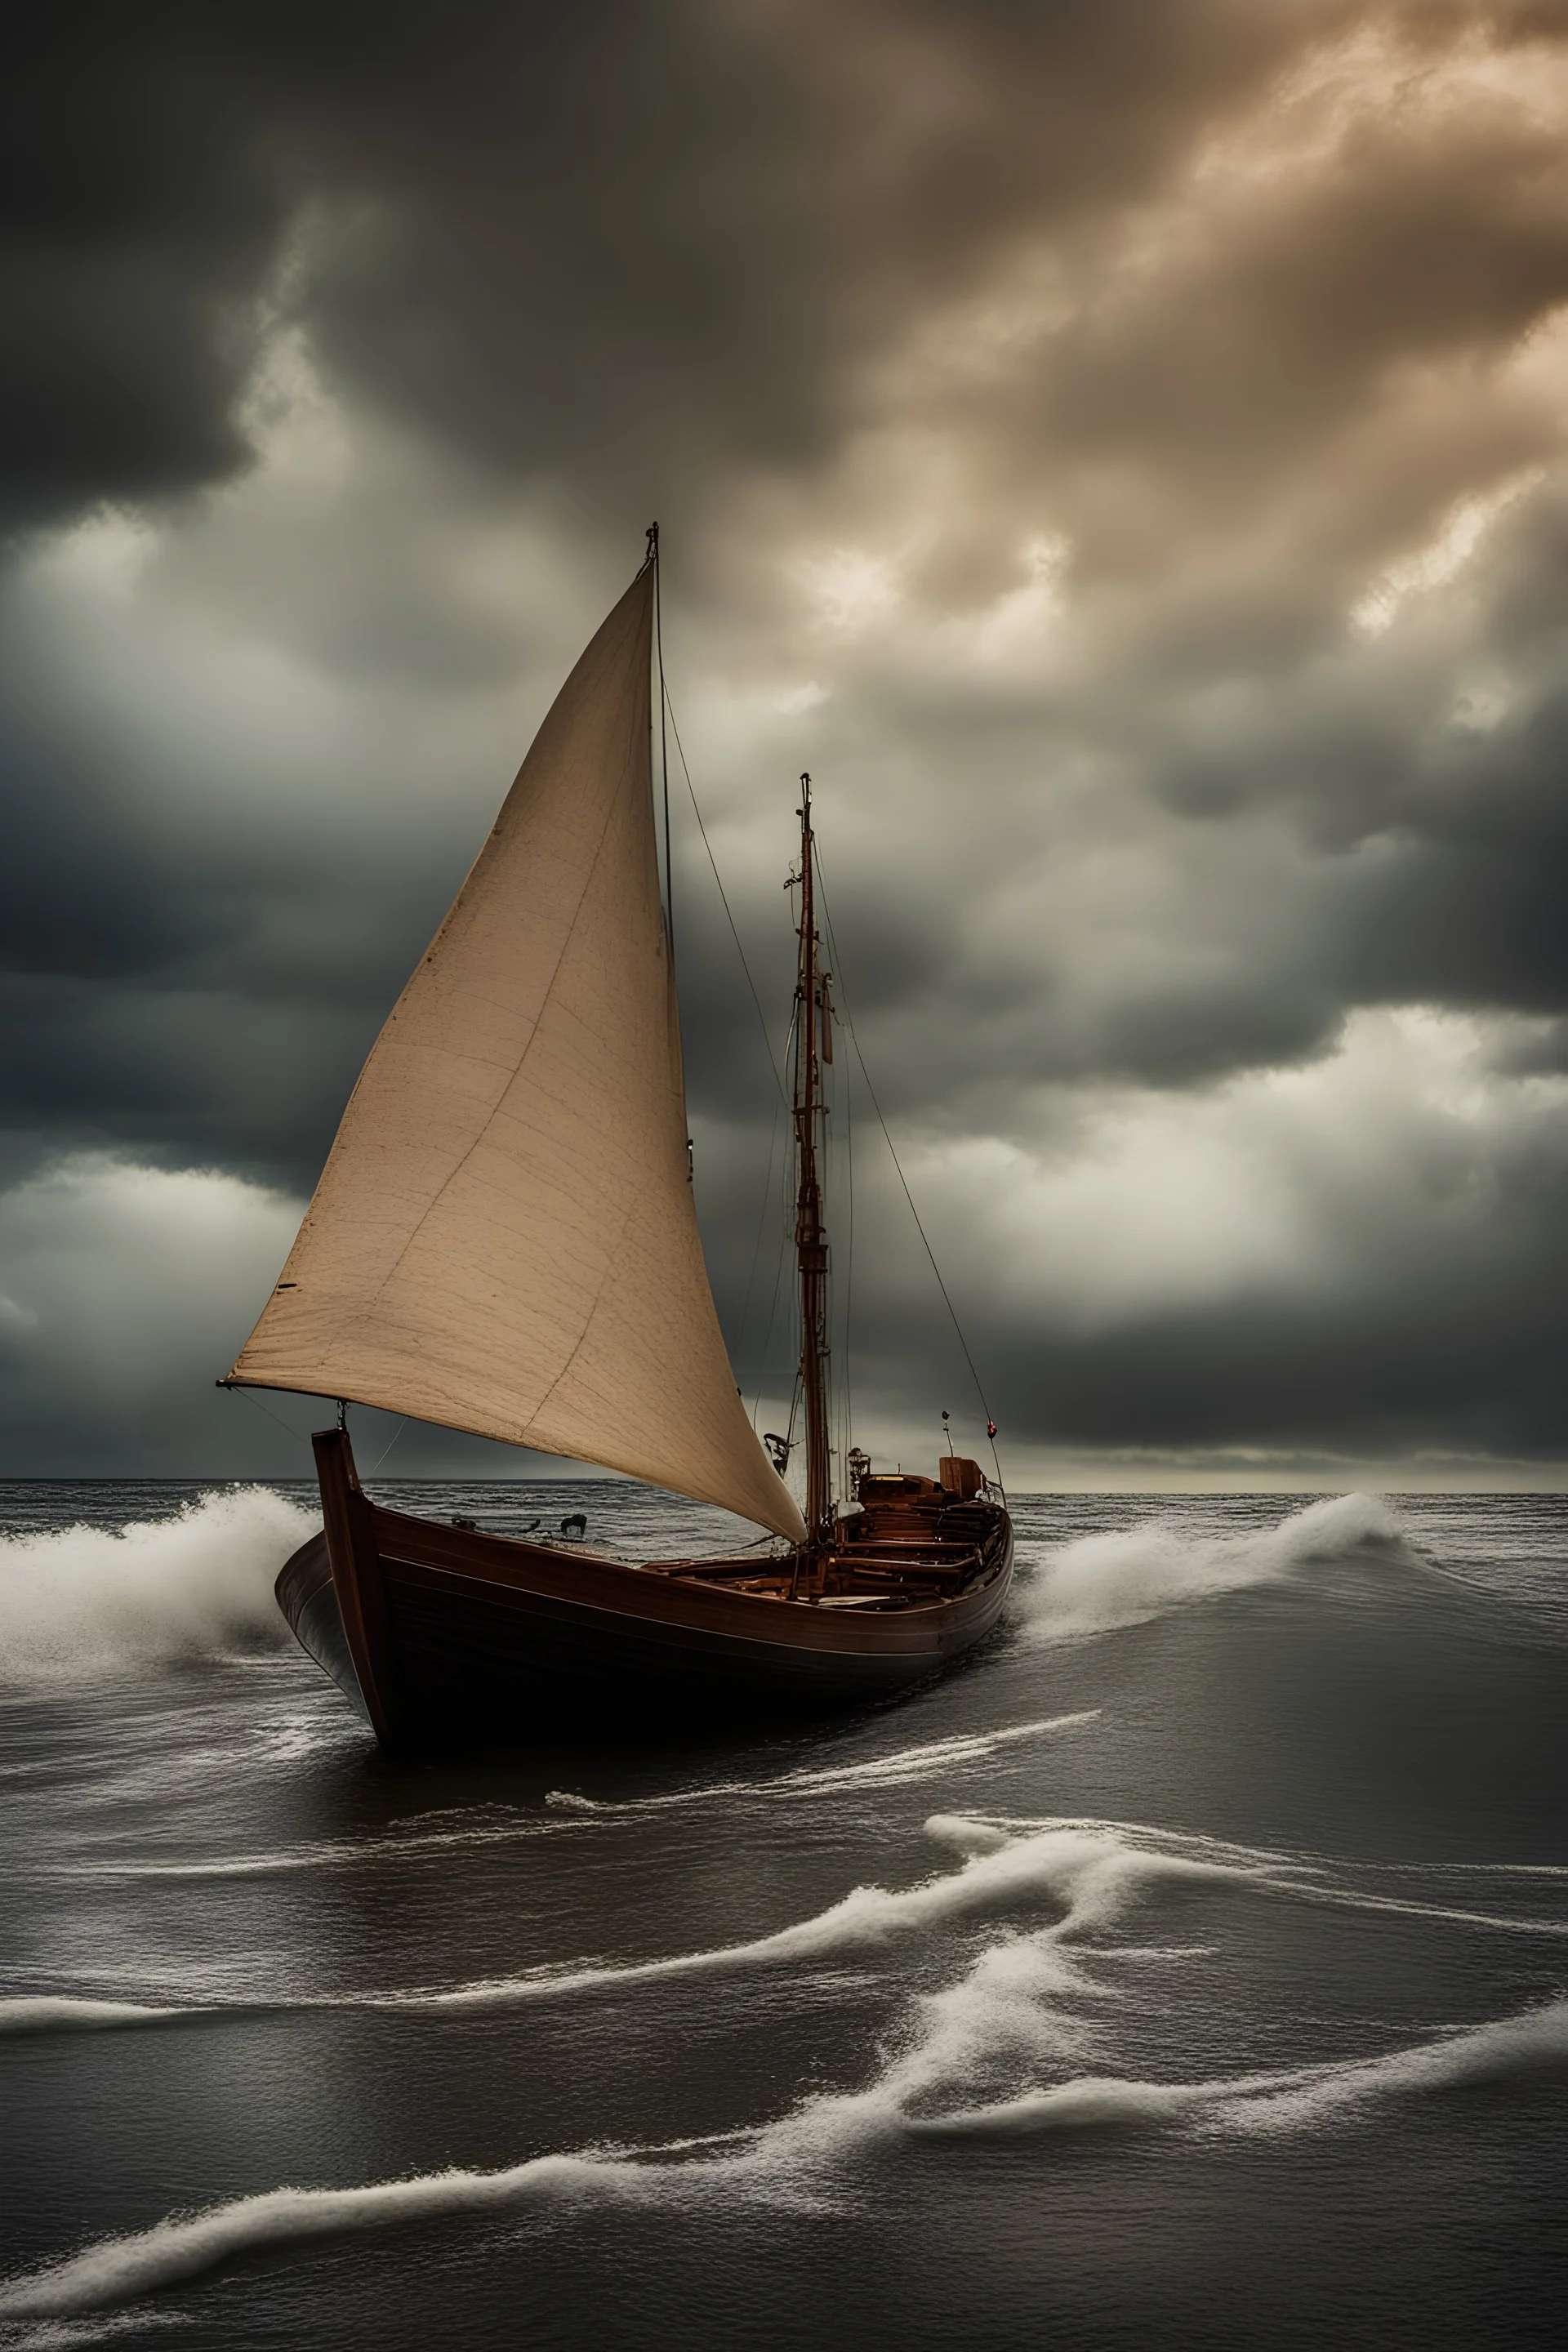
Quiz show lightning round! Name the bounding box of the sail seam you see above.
[226,558,801,1537]
[320,597,650,1380]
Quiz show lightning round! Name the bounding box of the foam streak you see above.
[544,1713,1099,1815]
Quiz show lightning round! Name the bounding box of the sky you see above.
[3,0,1568,1489]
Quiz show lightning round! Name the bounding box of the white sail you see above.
[227,566,805,1542]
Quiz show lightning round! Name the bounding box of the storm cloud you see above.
[4,0,1568,1480]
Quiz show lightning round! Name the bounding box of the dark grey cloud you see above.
[6,0,1568,1478]
[0,6,284,528]
[0,0,1409,534]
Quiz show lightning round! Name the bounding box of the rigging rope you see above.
[226,1385,410,1479]
[651,664,1000,1503]
[656,673,798,1453]
[662,688,789,1109]
[364,1418,408,1476]
[649,523,674,962]
[225,1384,316,1450]
[813,843,1006,1499]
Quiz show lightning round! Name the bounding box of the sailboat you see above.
[224,536,1013,1748]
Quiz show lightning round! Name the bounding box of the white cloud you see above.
[0,1156,302,1472]
[853,1007,1568,1336]
[1352,470,1544,637]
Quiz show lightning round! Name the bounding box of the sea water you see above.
[0,1482,1564,2349]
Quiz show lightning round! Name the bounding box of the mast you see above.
[794,774,834,1551]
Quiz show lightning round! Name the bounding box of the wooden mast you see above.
[794,773,834,1560]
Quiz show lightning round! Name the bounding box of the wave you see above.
[543,1712,1100,1816]
[0,2150,649,2324]
[403,1818,1243,2016]
[0,1491,315,1686]
[28,1809,577,1886]
[13,1806,1565,2047]
[936,1811,1568,1941]
[915,1998,1568,2140]
[6,1969,1565,2323]
[0,1999,210,2036]
[1016,1491,1405,1644]
[1,2313,189,2352]
[0,1812,1233,2038]
[4,1800,1566,2323]
[15,1717,1101,1895]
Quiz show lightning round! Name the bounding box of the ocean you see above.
[1,1482,1565,2349]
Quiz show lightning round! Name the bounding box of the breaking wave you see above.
[14,1986,1559,2336]
[0,2150,650,2325]
[916,1999,1568,2139]
[3,1801,1565,2324]
[0,1490,314,1685]
[10,1808,1564,2050]
[0,1812,1233,2037]
[1017,1491,1405,1643]
[8,1810,1565,2044]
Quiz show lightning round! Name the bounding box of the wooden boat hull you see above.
[278,1429,1014,1749]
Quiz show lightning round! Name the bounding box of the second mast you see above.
[794,774,833,1545]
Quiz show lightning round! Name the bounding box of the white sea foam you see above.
[542,1712,1099,1817]
[2,2311,191,2350]
[7,1824,1564,2324]
[12,1807,1564,2060]
[0,1813,1238,2038]
[915,1998,1568,2140]
[0,1490,315,1684]
[938,1813,1568,1941]
[397,1817,1243,2016]
[0,1999,196,2036]
[1017,1490,1405,1644]
[0,2153,646,2323]
[760,1923,1568,2164]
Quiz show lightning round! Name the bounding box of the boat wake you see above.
[0,1490,314,1685]
[12,1715,1100,1891]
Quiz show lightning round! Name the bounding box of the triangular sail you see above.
[227,566,805,1543]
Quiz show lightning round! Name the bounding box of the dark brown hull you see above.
[278,1429,1014,1750]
